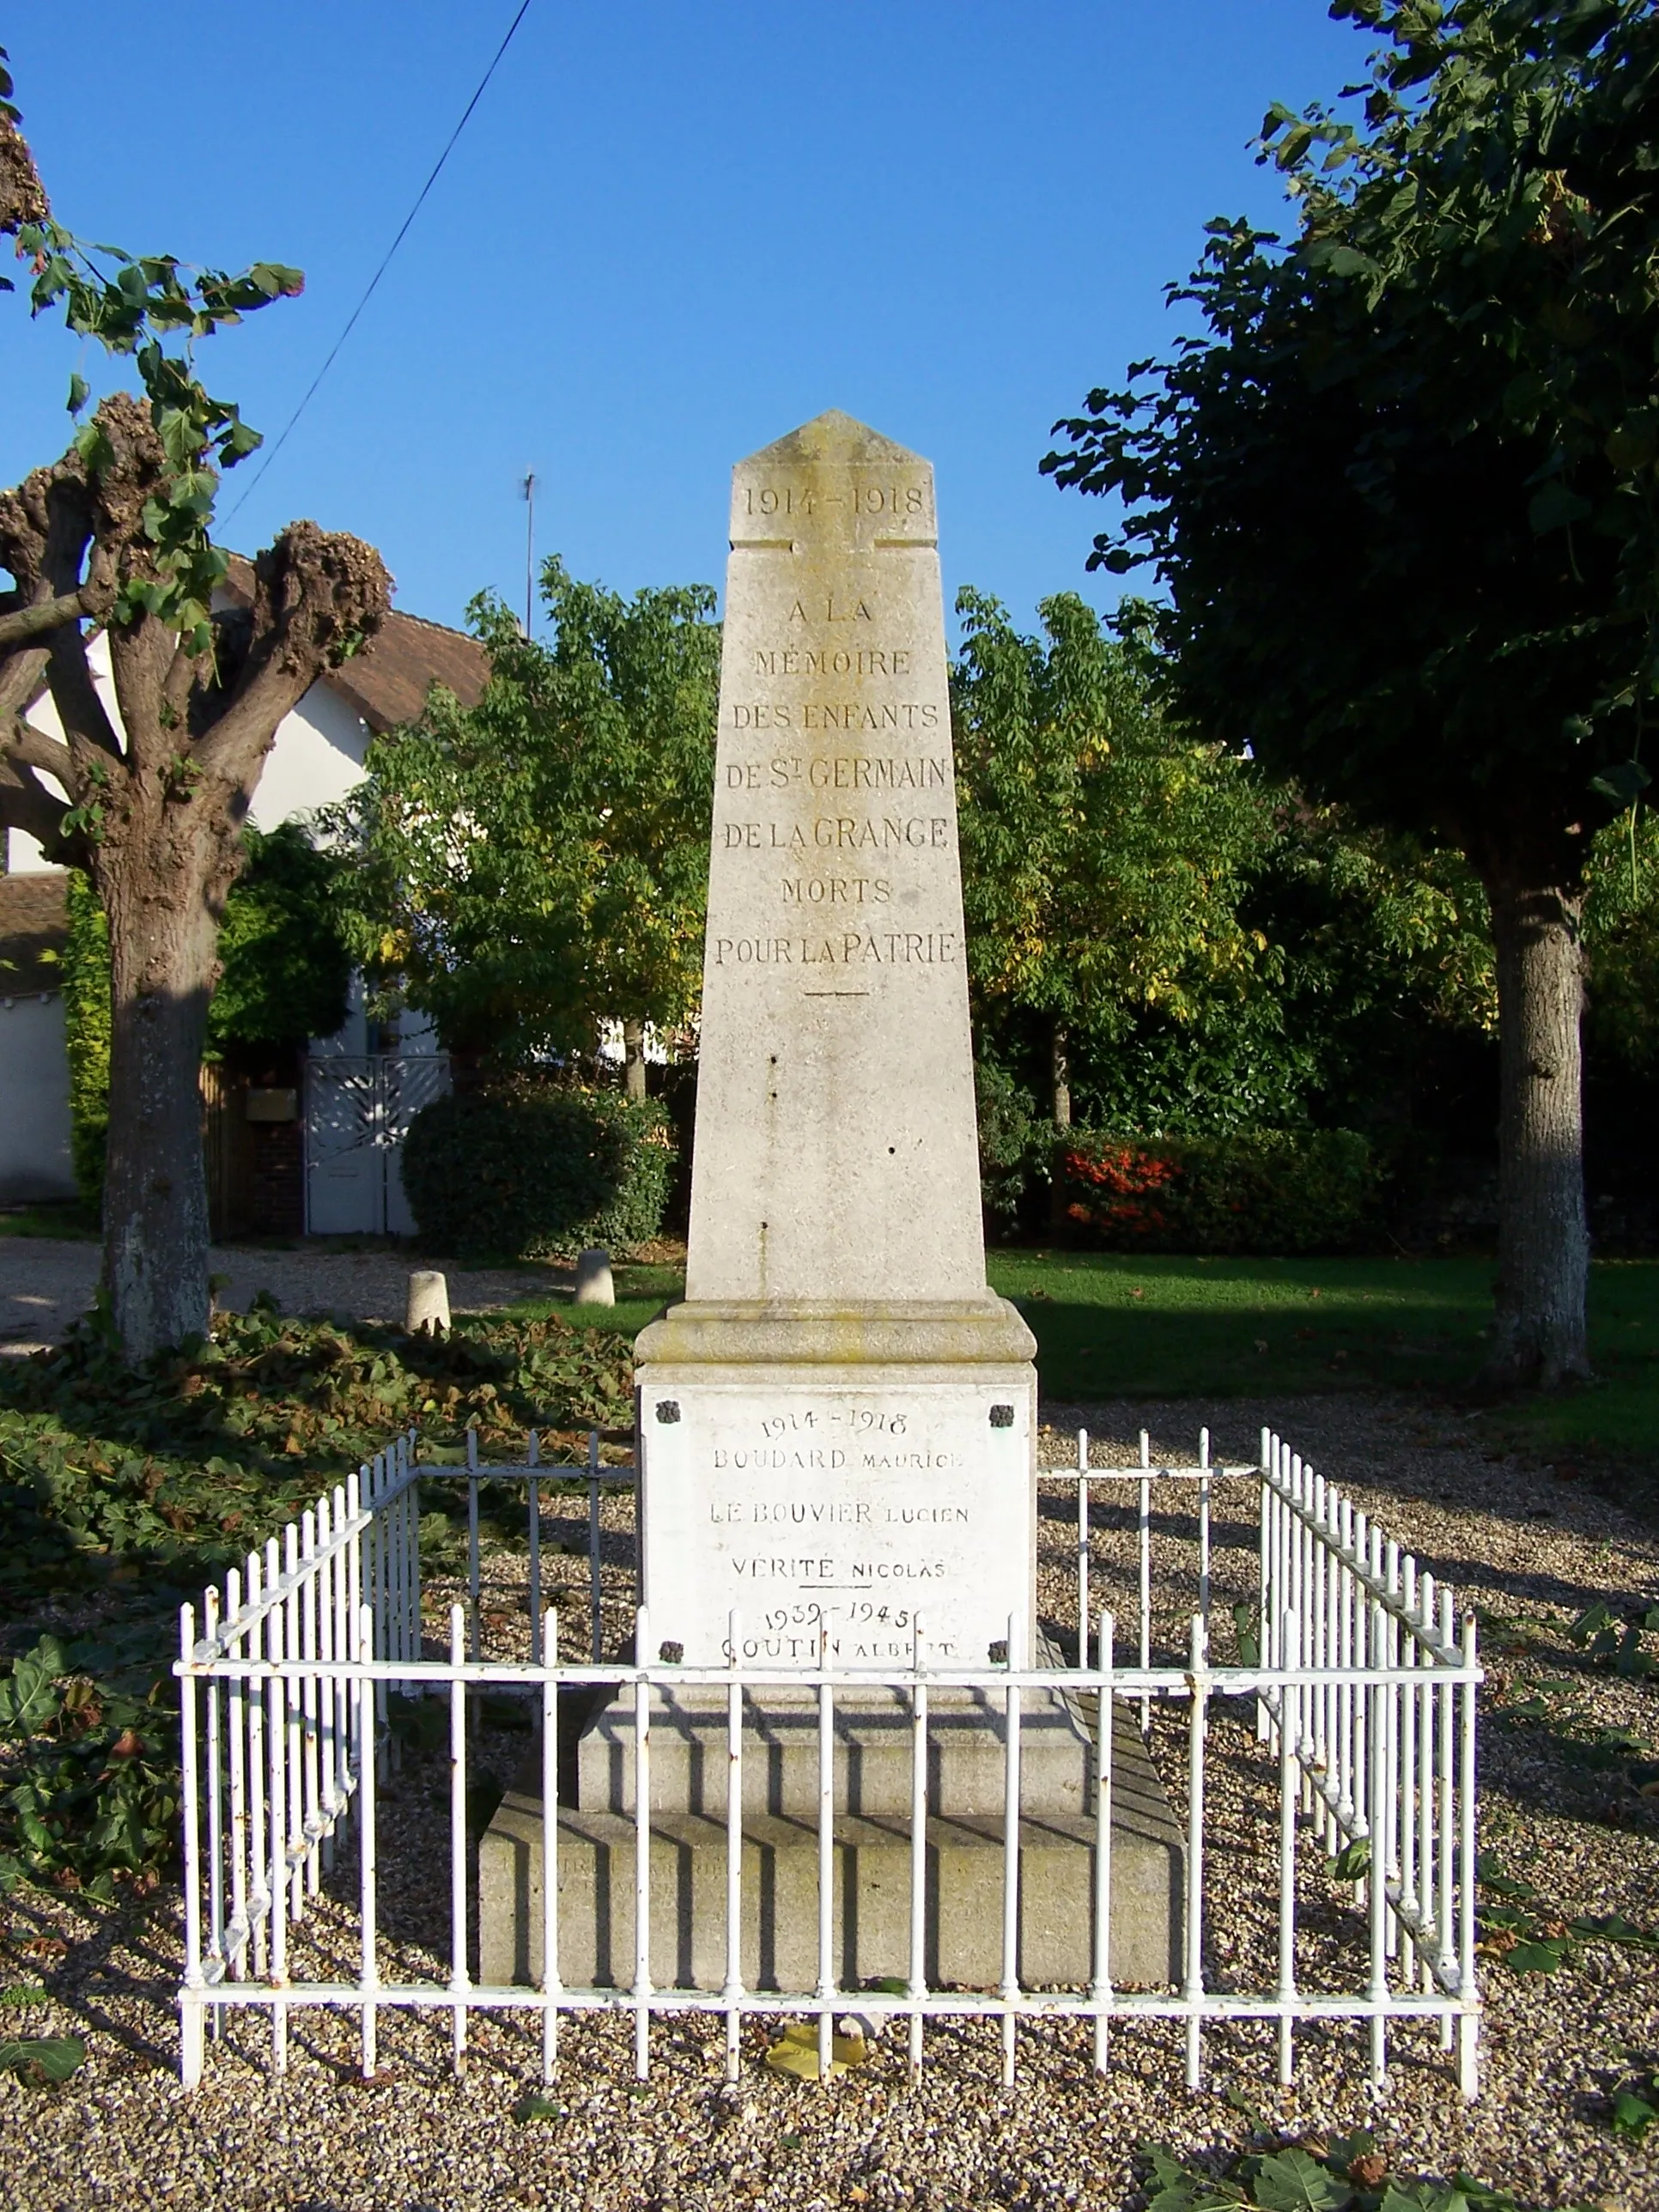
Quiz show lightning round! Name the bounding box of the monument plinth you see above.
[478,415,1181,1992]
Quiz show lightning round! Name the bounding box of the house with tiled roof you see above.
[2,581,487,1226]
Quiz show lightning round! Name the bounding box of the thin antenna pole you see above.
[522,471,538,635]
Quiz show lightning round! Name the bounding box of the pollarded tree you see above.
[345,559,720,1092]
[1045,0,1659,1385]
[0,67,389,1358]
[951,588,1271,1126]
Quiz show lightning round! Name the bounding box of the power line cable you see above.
[224,0,535,523]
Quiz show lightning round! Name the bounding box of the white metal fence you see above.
[174,1427,1481,2097]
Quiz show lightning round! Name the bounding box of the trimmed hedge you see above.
[1055,1127,1377,1255]
[402,1082,676,1259]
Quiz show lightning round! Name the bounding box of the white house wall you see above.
[0,994,76,1201]
[6,629,373,873]
[246,678,369,831]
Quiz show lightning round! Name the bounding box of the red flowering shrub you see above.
[1060,1141,1183,1239]
[1056,1129,1376,1254]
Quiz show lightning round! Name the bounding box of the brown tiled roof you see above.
[0,872,69,994]
[325,611,489,732]
[221,555,489,733]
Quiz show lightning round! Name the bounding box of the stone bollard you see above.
[573,1248,615,1306]
[406,1269,451,1335]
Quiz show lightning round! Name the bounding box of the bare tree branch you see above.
[3,712,75,787]
[0,738,77,866]
[0,591,98,652]
[0,640,49,729]
[45,619,124,766]
[107,610,190,776]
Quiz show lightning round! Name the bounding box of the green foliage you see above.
[0,2036,85,2086]
[1611,2067,1657,2140]
[1046,1,1659,888]
[3,59,296,655]
[0,1630,177,1900]
[0,1301,633,1602]
[0,1299,632,1895]
[1054,806,1494,1150]
[1566,1595,1659,1677]
[952,591,1271,1095]
[204,823,351,1054]
[1328,1835,1371,1885]
[1583,806,1659,1066]
[1057,1129,1377,1255]
[401,1083,677,1260]
[337,559,720,1063]
[1476,1851,1658,1978]
[1138,2133,1599,2212]
[61,872,109,1211]
[974,1060,1048,1230]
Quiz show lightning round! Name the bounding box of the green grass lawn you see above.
[523,1261,687,1343]
[0,1202,96,1238]
[530,1250,1659,1462]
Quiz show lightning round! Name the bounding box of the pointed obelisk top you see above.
[744,408,924,472]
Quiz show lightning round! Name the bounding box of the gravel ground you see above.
[1,1395,1656,2209]
[0,1237,552,1354]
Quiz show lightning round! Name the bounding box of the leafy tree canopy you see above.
[339,560,720,1068]
[951,588,1271,1120]
[205,823,351,1054]
[1043,0,1659,887]
[1042,0,1659,1383]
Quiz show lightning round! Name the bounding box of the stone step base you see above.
[576,1684,1103,1820]
[478,1802,1182,1993]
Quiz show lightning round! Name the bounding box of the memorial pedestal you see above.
[478,1701,1183,1991]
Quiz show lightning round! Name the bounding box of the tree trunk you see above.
[1484,875,1591,1387]
[1051,1020,1072,1131]
[623,1017,648,1102]
[99,845,222,1362]
[1047,1021,1073,1239]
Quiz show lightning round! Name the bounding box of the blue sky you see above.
[3,3,1364,637]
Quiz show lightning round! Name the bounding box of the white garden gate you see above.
[303,1054,450,1237]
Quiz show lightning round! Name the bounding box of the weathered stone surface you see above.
[404,1270,450,1335]
[669,408,983,1312]
[478,1707,1182,1992]
[573,1249,614,1307]
[577,1685,1097,1819]
[634,410,1036,1664]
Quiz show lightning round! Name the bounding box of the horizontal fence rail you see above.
[174,1428,1481,2100]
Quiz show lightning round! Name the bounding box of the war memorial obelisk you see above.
[480,415,1179,1992]
[635,408,1037,1666]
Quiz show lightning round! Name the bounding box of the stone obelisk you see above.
[478,416,1182,1997]
[634,410,1037,1668]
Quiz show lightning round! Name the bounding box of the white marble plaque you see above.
[641,1379,1031,1667]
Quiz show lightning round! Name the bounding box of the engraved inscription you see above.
[723,756,948,791]
[742,484,815,517]
[853,483,927,516]
[781,876,891,906]
[721,817,949,851]
[710,933,958,966]
[727,702,941,732]
[754,647,911,678]
[641,1387,1027,1665]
